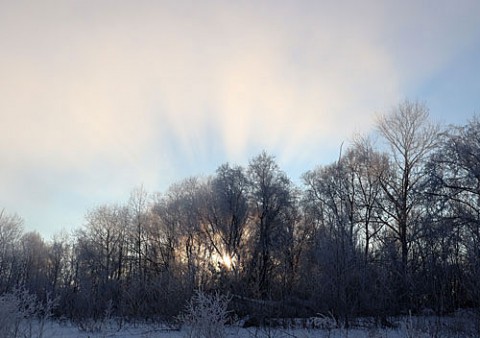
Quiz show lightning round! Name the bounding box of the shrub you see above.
[179,290,231,338]
[0,288,38,338]
[0,288,57,338]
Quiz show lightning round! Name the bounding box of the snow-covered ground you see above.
[29,316,478,338]
[23,323,402,338]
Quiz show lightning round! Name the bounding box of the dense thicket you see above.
[1,100,479,325]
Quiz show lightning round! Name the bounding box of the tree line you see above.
[1,100,479,325]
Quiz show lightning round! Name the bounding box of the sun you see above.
[210,251,236,271]
[221,254,235,270]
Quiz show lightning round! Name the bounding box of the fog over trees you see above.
[1,100,480,325]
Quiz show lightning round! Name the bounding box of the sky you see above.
[1,1,480,238]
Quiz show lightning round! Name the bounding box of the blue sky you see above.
[1,1,479,238]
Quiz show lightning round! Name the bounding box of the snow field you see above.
[25,316,479,338]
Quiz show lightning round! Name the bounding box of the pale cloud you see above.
[0,0,479,235]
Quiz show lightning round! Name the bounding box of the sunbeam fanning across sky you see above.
[1,1,480,237]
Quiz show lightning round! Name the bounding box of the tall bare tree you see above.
[347,137,389,263]
[199,163,249,278]
[426,116,480,310]
[247,152,297,300]
[376,100,440,309]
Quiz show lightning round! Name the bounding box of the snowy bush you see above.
[0,288,38,338]
[0,288,57,338]
[0,292,22,337]
[179,290,231,338]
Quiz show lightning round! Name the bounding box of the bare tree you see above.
[149,181,205,316]
[158,177,206,291]
[150,195,180,277]
[46,232,71,303]
[201,165,249,269]
[19,231,48,296]
[302,150,373,325]
[127,186,150,285]
[74,204,129,319]
[0,210,23,292]
[347,137,388,263]
[426,116,480,311]
[247,152,298,300]
[376,99,440,310]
